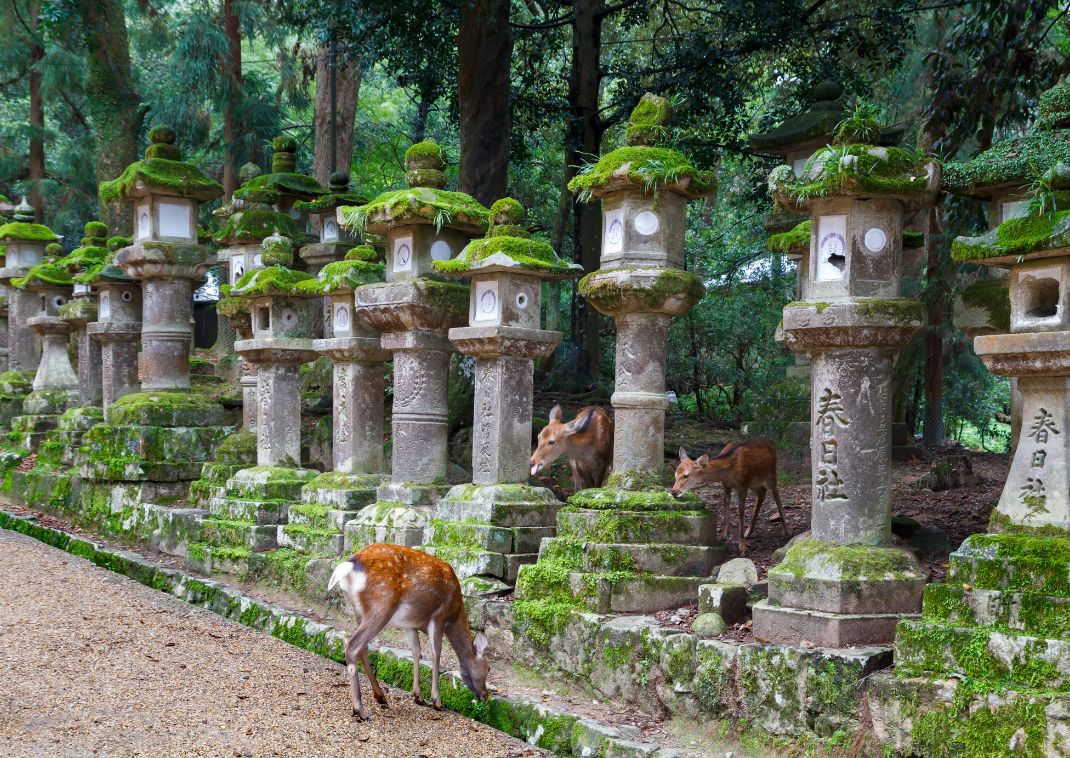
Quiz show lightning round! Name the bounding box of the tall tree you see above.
[457,0,513,205]
[222,0,243,198]
[79,0,145,231]
[313,43,362,185]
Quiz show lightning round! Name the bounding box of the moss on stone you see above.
[106,390,223,427]
[0,221,58,243]
[345,244,377,261]
[12,262,74,289]
[944,131,1070,194]
[853,297,926,323]
[215,208,302,244]
[959,278,1011,331]
[951,208,1070,261]
[768,220,810,254]
[405,139,447,169]
[568,146,716,201]
[293,259,384,294]
[232,172,324,203]
[778,144,933,202]
[579,267,705,312]
[435,235,574,275]
[625,93,673,147]
[341,187,489,233]
[230,264,313,297]
[99,158,223,203]
[489,197,524,225]
[773,539,918,580]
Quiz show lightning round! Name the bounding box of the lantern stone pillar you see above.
[751,114,940,647]
[514,95,726,617]
[281,245,389,551]
[422,199,581,588]
[344,139,487,549]
[0,294,10,372]
[58,221,112,408]
[86,265,142,410]
[0,198,53,374]
[79,125,230,499]
[9,263,79,450]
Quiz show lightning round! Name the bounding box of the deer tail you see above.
[328,560,355,593]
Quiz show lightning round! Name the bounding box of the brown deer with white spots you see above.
[529,404,613,490]
[328,544,489,720]
[672,438,787,556]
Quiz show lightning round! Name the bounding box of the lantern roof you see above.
[98,126,224,203]
[230,136,325,205]
[0,197,58,244]
[294,245,384,295]
[294,172,368,214]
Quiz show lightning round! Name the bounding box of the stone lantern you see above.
[344,139,489,548]
[424,199,582,587]
[79,125,229,498]
[57,221,110,408]
[9,258,79,450]
[197,233,319,552]
[294,171,368,274]
[752,111,941,647]
[514,94,725,615]
[215,152,313,427]
[944,79,1070,450]
[0,197,55,373]
[0,292,8,372]
[285,245,387,554]
[84,259,141,411]
[890,162,1070,713]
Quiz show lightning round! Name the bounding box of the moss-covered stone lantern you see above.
[82,258,141,411]
[9,258,79,450]
[56,222,110,407]
[343,139,488,548]
[294,171,368,274]
[752,110,941,647]
[188,233,319,552]
[231,136,325,232]
[0,197,56,372]
[423,199,582,587]
[80,125,230,500]
[273,245,389,553]
[890,162,1070,714]
[514,94,725,616]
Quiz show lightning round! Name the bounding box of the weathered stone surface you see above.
[556,507,716,545]
[690,612,726,637]
[751,599,919,647]
[697,583,748,624]
[716,557,759,586]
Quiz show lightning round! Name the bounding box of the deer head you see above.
[459,631,490,700]
[530,404,594,476]
[672,447,710,497]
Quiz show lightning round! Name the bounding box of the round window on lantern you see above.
[516,292,529,309]
[282,308,298,327]
[52,296,65,309]
[121,291,133,302]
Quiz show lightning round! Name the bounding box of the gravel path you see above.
[0,529,546,758]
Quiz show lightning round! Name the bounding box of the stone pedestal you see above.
[0,293,10,372]
[0,272,41,373]
[10,315,80,450]
[62,295,103,407]
[89,323,141,409]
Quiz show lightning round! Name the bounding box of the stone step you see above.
[922,582,1070,640]
[504,553,538,585]
[80,459,206,483]
[540,537,725,576]
[300,472,380,508]
[277,524,344,555]
[198,518,277,550]
[432,484,560,528]
[752,599,918,648]
[424,520,514,555]
[223,467,319,501]
[208,497,289,525]
[895,619,1070,691]
[513,526,555,553]
[949,532,1070,597]
[10,414,60,434]
[287,503,331,530]
[517,562,712,613]
[185,543,251,577]
[556,507,716,545]
[419,546,506,581]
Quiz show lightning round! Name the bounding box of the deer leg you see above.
[772,484,788,535]
[360,648,388,707]
[744,488,766,539]
[429,619,445,710]
[344,611,390,720]
[408,628,425,705]
[736,488,748,556]
[569,459,583,491]
[721,485,731,539]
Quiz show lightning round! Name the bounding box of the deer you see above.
[529,404,613,491]
[327,543,490,721]
[672,438,787,556]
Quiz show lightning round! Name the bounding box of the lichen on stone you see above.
[959,278,1011,331]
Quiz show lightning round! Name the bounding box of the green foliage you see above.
[832,102,883,145]
[569,146,716,202]
[779,144,932,202]
[341,186,490,233]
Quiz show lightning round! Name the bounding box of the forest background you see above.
[2,0,1066,452]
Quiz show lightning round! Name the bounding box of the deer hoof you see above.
[375,695,389,708]
[352,707,372,722]
[432,702,444,712]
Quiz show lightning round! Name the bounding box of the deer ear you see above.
[678,447,689,462]
[569,409,594,434]
[696,454,709,467]
[549,404,563,423]
[473,631,488,656]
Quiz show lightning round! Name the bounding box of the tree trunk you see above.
[457,0,513,206]
[222,0,242,199]
[80,0,144,233]
[313,45,362,186]
[566,0,604,378]
[922,202,947,447]
[27,1,44,223]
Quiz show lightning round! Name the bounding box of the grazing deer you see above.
[530,404,613,491]
[672,438,787,556]
[327,544,489,720]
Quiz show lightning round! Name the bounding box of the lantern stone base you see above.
[420,483,561,585]
[752,540,925,647]
[343,499,437,550]
[0,370,33,432]
[287,472,385,557]
[892,528,1070,705]
[514,487,728,614]
[36,406,103,466]
[8,388,80,450]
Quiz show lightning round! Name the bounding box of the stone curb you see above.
[0,509,681,758]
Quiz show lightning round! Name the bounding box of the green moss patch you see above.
[943,130,1070,194]
[230,265,313,297]
[232,172,324,203]
[99,158,223,203]
[215,208,301,244]
[0,221,58,243]
[341,187,489,233]
[959,278,1011,330]
[768,220,810,254]
[568,146,715,201]
[106,391,224,427]
[773,539,919,580]
[778,145,933,202]
[579,267,705,312]
[951,209,1070,261]
[293,259,384,294]
[12,262,73,289]
[435,235,575,275]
